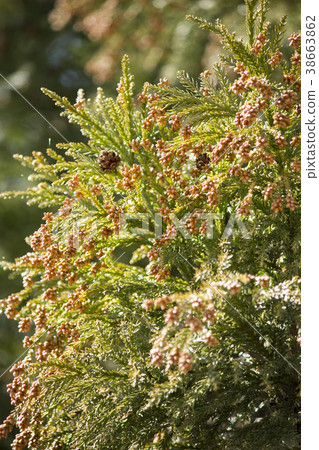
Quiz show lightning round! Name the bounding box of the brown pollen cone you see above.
[195,152,210,170]
[98,150,121,173]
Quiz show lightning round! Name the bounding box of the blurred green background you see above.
[0,0,300,447]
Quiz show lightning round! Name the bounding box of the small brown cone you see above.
[98,150,121,173]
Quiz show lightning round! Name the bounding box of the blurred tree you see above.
[49,0,300,86]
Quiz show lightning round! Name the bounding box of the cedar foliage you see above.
[0,1,300,448]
